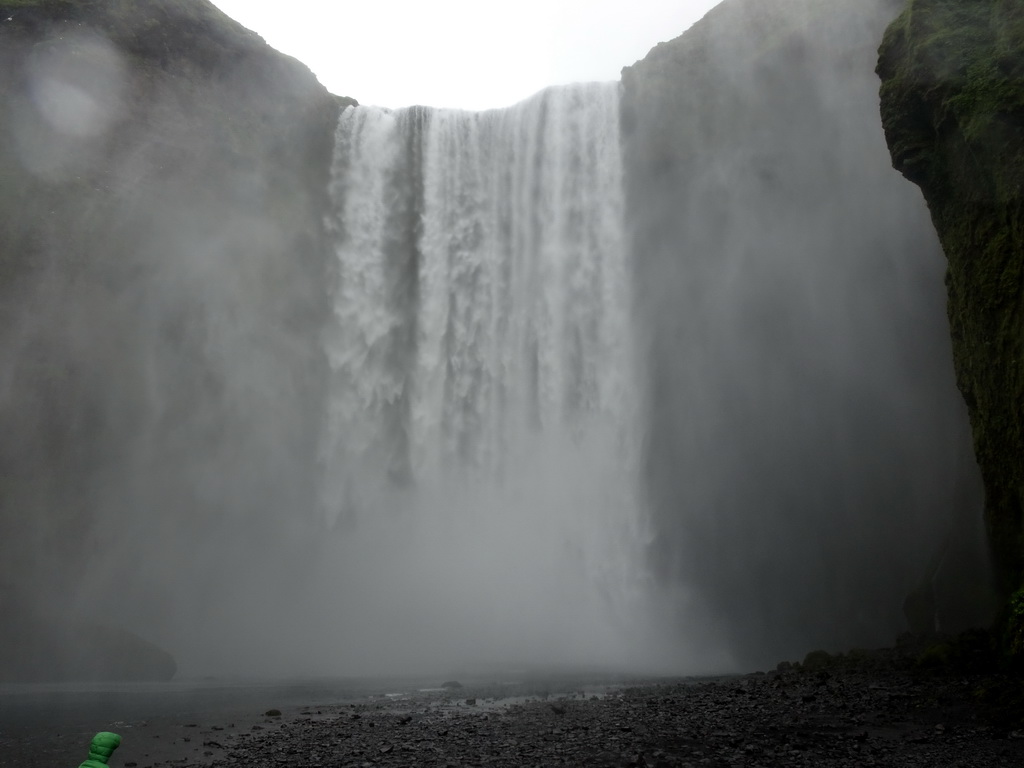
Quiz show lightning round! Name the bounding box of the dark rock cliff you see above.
[878,0,1024,648]
[622,0,994,667]
[0,0,339,678]
[2,0,1007,678]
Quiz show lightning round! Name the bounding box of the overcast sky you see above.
[208,0,721,110]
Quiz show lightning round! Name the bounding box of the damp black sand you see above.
[6,646,1024,768]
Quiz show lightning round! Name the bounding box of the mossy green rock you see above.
[878,1,1024,610]
[1005,586,1024,656]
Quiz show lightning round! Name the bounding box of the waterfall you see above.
[315,83,683,672]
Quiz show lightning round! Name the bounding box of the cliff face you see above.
[2,0,1008,677]
[622,0,993,666]
[0,0,339,675]
[878,0,1024,632]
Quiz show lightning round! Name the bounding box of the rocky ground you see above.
[15,635,1024,768]
[147,641,1024,768]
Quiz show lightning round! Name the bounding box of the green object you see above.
[77,732,121,768]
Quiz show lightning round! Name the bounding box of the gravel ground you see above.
[17,637,1024,768]
[163,657,1024,768]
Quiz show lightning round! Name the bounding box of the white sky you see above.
[208,0,721,110]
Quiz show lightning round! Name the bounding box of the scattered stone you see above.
[60,646,1024,768]
[265,709,282,717]
[442,680,463,690]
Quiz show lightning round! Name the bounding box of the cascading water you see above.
[315,83,693,673]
